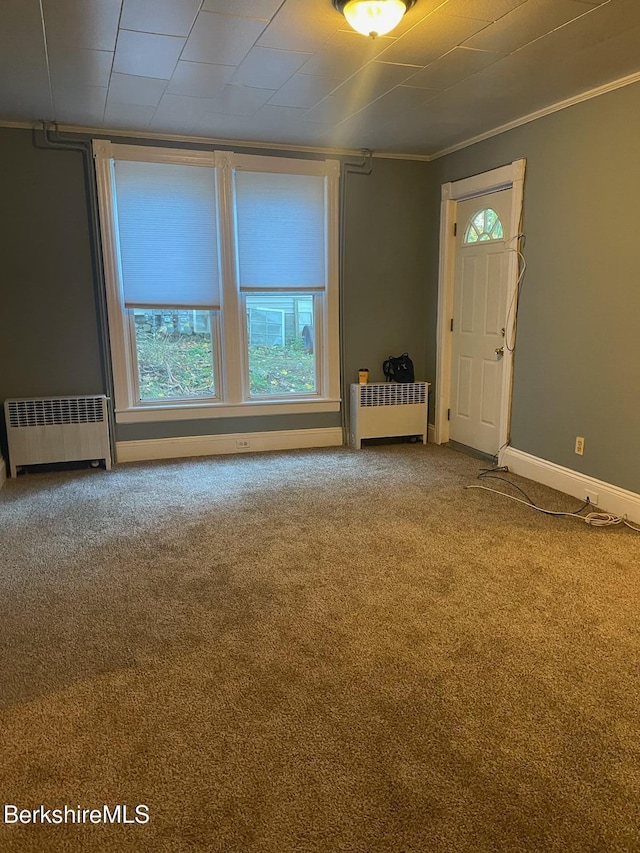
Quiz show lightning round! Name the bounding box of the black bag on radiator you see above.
[382,353,414,383]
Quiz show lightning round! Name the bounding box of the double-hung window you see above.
[93,142,340,423]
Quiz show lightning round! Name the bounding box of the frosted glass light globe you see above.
[342,0,407,38]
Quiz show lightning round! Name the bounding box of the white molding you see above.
[0,456,6,488]
[501,447,640,525]
[107,142,215,166]
[232,152,332,175]
[115,399,341,423]
[116,427,344,463]
[441,163,515,200]
[434,159,526,450]
[92,139,112,159]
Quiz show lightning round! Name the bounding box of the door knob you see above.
[495,346,504,358]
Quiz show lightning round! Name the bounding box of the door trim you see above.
[434,159,526,453]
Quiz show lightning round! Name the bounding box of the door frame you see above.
[434,159,526,460]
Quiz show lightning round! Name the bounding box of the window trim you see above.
[93,140,341,423]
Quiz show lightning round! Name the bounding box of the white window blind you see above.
[235,171,326,292]
[113,160,221,309]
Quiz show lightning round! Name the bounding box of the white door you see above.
[449,189,512,456]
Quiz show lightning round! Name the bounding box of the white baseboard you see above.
[0,456,5,489]
[428,423,436,444]
[116,427,344,464]
[501,447,640,524]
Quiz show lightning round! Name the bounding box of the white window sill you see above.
[115,398,342,424]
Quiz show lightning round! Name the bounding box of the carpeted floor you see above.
[0,443,639,852]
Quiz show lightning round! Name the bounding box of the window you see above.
[464,207,504,243]
[93,142,340,422]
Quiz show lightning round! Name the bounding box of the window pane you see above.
[464,208,505,244]
[245,295,316,396]
[132,309,216,401]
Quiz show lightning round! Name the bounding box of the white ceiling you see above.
[1,0,639,157]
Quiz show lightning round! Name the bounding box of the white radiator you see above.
[350,382,430,449]
[4,395,112,477]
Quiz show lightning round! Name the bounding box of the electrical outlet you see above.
[236,439,251,450]
[575,436,585,456]
[584,490,599,507]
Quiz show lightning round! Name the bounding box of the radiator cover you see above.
[350,382,429,449]
[4,395,112,477]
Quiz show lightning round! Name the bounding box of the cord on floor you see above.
[467,470,640,532]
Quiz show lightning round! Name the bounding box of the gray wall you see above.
[0,128,431,452]
[0,128,104,399]
[427,81,640,494]
[342,156,431,386]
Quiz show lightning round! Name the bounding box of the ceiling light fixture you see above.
[333,0,416,39]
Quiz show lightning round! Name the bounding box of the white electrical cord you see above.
[504,237,527,353]
[466,484,640,531]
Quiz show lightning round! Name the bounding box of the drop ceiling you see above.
[1,0,639,157]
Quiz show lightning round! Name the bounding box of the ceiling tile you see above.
[519,0,637,55]
[0,0,46,63]
[439,0,527,22]
[166,61,235,98]
[299,30,395,78]
[108,72,169,106]
[379,12,490,66]
[42,0,121,51]
[203,0,284,17]
[150,92,221,131]
[303,61,421,127]
[257,0,343,53]
[208,84,277,116]
[464,0,597,53]
[253,104,309,130]
[48,47,113,89]
[268,73,341,108]
[406,47,503,90]
[53,85,108,125]
[120,0,201,37]
[328,61,421,109]
[302,95,352,125]
[104,100,156,129]
[473,0,637,87]
[0,0,51,117]
[379,0,446,38]
[343,83,439,125]
[114,30,185,79]
[183,11,268,65]
[231,46,311,89]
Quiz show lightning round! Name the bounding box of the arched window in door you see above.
[464,208,504,243]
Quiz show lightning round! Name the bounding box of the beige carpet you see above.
[0,444,638,852]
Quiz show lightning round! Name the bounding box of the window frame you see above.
[93,141,341,424]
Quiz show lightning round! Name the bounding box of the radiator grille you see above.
[358,382,427,407]
[7,396,106,428]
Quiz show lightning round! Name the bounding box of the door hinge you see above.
[450,318,454,332]
[453,222,457,237]
[447,408,451,421]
